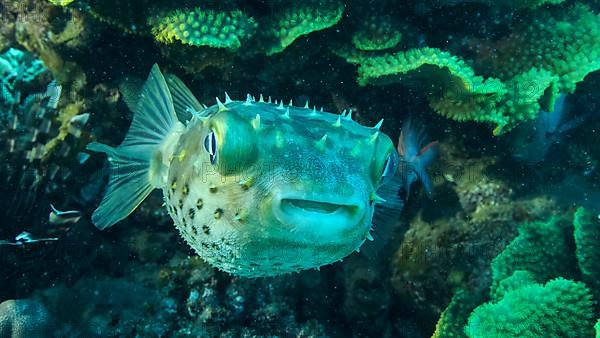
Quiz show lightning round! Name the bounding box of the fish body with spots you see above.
[88,65,403,277]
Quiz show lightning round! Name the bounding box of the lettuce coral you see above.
[465,278,595,338]
[489,217,574,298]
[151,9,257,50]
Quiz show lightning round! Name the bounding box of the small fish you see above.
[397,118,438,198]
[87,65,404,277]
[49,204,82,225]
[508,94,586,165]
[0,231,58,246]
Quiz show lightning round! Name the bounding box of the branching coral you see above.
[151,9,257,50]
[465,278,595,338]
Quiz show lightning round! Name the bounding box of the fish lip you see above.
[272,192,367,238]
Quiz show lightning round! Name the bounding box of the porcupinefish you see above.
[88,64,403,277]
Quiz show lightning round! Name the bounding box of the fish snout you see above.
[272,192,367,239]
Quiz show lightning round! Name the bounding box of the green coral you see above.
[351,15,403,51]
[151,9,257,50]
[432,289,483,338]
[596,319,600,338]
[573,207,600,299]
[489,217,574,298]
[357,48,508,126]
[259,0,343,55]
[465,278,595,338]
[485,4,600,94]
[492,270,537,302]
[47,0,76,6]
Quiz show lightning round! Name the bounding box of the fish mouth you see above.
[272,193,367,238]
[281,199,346,214]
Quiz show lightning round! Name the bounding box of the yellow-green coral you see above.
[48,0,76,6]
[351,15,403,51]
[489,217,574,298]
[465,278,595,338]
[151,9,256,50]
[432,289,483,338]
[486,4,600,94]
[259,0,343,55]
[357,48,508,126]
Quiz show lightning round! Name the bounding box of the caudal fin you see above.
[88,64,181,230]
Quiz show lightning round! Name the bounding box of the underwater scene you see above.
[1,0,600,337]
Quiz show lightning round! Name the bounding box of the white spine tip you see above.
[283,107,290,119]
[224,92,232,104]
[333,116,342,127]
[278,101,285,110]
[268,96,272,104]
[345,109,353,120]
[304,100,309,109]
[244,94,253,105]
[216,97,227,111]
[259,94,265,103]
[288,99,293,106]
[367,233,374,241]
[252,114,261,130]
[374,118,384,130]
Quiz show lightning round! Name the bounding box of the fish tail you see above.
[87,64,182,230]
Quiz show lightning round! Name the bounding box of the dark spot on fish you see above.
[188,208,195,219]
[182,184,189,196]
[202,224,210,235]
[273,262,282,266]
[170,180,177,192]
[214,208,223,219]
[192,226,198,236]
[211,243,218,249]
[178,199,184,210]
[249,263,259,267]
[209,186,218,193]
[201,242,209,248]
[196,198,203,210]
[241,183,250,191]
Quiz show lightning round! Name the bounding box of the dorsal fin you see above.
[165,74,204,122]
[88,64,183,230]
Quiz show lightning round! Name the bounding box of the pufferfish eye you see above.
[380,151,398,185]
[203,131,217,164]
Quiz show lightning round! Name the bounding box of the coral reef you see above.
[1,0,599,337]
